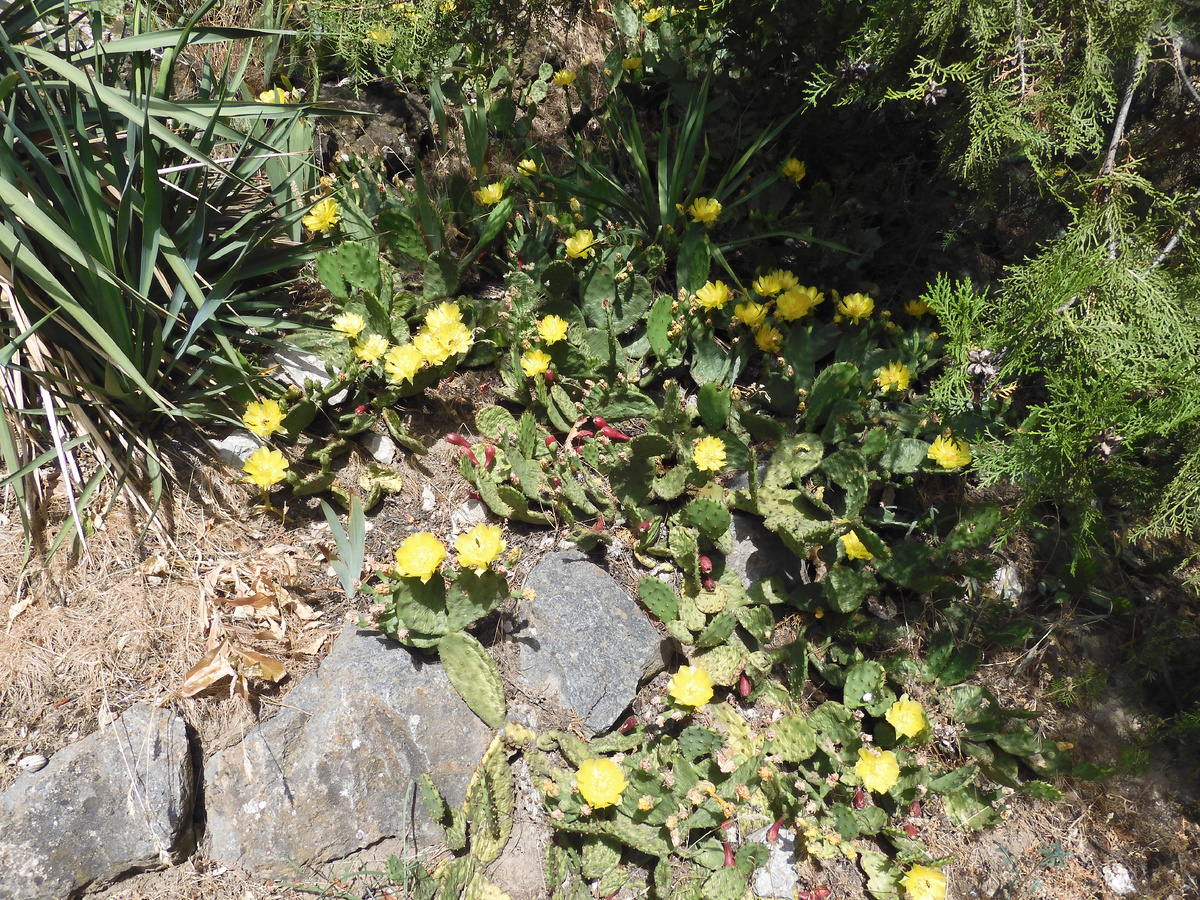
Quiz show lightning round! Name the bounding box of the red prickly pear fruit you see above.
[544,370,555,383]
[484,445,496,468]
[909,799,922,817]
[854,786,867,809]
[722,842,735,867]
[574,429,594,440]
[551,476,562,487]
[767,817,784,842]
[702,576,716,591]
[637,520,651,534]
[599,425,632,442]
[904,822,919,838]
[446,433,471,448]
[355,405,369,415]
[739,673,751,697]
[546,435,559,447]
[592,517,605,532]
[698,555,713,574]
[593,416,608,428]
[619,716,639,734]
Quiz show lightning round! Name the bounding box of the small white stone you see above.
[16,754,48,772]
[1102,862,1136,895]
[213,430,264,465]
[362,432,397,465]
[421,484,437,512]
[267,346,348,404]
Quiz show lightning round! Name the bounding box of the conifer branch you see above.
[1172,35,1200,106]
[1102,51,1145,179]
[1014,0,1028,97]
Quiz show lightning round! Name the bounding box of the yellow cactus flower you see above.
[855,747,900,794]
[734,301,768,328]
[876,361,912,393]
[841,531,873,560]
[782,157,807,184]
[384,343,425,383]
[414,327,451,366]
[303,197,341,233]
[517,158,539,176]
[905,298,932,317]
[687,196,722,226]
[695,280,732,309]
[622,57,643,70]
[475,182,505,206]
[576,758,626,809]
[776,285,824,320]
[927,434,972,469]
[565,229,596,259]
[752,271,785,297]
[455,523,507,575]
[425,301,462,331]
[332,311,366,339]
[901,865,947,900]
[755,323,784,353]
[521,349,552,378]
[668,665,714,707]
[242,398,286,438]
[553,69,577,87]
[258,87,292,103]
[394,532,447,583]
[432,321,474,358]
[643,6,664,21]
[354,334,390,364]
[243,447,289,488]
[885,694,927,739]
[693,435,726,472]
[838,292,874,323]
[537,315,569,344]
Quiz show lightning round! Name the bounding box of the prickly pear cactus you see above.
[633,580,681,624]
[420,773,467,851]
[701,866,750,900]
[464,736,515,865]
[842,660,895,715]
[440,631,507,728]
[677,726,724,760]
[769,715,818,763]
[694,639,748,686]
[683,497,731,541]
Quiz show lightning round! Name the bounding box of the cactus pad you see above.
[637,576,680,622]
[770,714,818,763]
[678,726,725,760]
[683,497,732,540]
[440,631,507,728]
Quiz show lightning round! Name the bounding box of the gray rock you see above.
[213,429,264,465]
[0,702,194,900]
[727,510,799,591]
[747,824,798,899]
[267,346,348,404]
[203,625,494,878]
[517,551,668,735]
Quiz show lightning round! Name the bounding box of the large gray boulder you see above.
[516,550,669,735]
[203,625,494,878]
[0,702,194,900]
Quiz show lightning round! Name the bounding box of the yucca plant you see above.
[0,0,325,557]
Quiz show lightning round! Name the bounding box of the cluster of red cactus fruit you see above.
[446,432,496,469]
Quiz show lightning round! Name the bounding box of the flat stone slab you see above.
[517,550,667,735]
[203,625,494,878]
[0,702,194,900]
